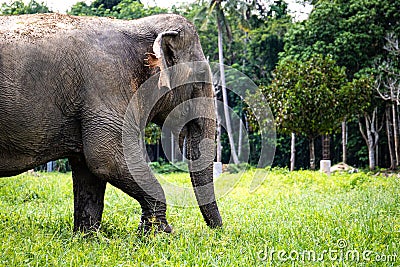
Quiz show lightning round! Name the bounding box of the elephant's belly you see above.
[0,129,83,177]
[0,145,75,177]
[0,152,43,177]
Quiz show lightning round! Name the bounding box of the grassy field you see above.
[0,169,399,266]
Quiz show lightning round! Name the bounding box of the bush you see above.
[55,159,71,173]
[149,161,188,174]
[224,163,251,173]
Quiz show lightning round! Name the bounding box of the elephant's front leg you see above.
[107,156,173,234]
[69,155,107,232]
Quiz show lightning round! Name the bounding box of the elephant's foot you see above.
[72,191,106,233]
[74,215,102,233]
[137,216,173,235]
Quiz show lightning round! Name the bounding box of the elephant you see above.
[0,13,222,233]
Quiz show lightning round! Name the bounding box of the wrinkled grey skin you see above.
[0,13,222,233]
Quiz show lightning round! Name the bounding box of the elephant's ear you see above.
[145,30,179,90]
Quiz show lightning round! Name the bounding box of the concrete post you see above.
[320,160,331,176]
[213,162,223,178]
[47,161,53,172]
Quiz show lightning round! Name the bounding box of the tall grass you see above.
[0,169,399,266]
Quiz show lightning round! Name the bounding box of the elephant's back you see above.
[0,13,120,44]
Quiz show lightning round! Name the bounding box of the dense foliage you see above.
[0,0,51,14]
[267,55,349,138]
[69,0,167,18]
[278,0,399,169]
[283,0,400,77]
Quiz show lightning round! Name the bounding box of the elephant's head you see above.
[142,16,222,228]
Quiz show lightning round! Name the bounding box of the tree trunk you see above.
[392,103,400,167]
[290,133,296,171]
[386,106,396,169]
[238,116,243,159]
[397,104,400,165]
[309,138,315,170]
[375,114,379,167]
[367,134,376,170]
[342,121,347,163]
[322,134,330,160]
[171,131,175,162]
[217,9,239,164]
[358,108,379,170]
[238,39,247,161]
[214,95,222,162]
[157,139,161,162]
[182,137,187,162]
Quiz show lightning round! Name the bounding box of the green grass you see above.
[0,169,399,266]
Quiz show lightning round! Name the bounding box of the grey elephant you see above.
[0,13,222,233]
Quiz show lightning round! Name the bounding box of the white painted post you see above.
[213,162,222,178]
[320,160,331,176]
[47,161,53,172]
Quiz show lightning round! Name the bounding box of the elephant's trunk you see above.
[186,116,222,228]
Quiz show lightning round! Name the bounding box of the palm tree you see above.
[198,0,270,164]
[202,0,239,164]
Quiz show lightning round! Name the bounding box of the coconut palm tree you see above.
[201,0,239,164]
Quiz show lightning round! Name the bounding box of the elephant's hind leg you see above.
[69,155,107,232]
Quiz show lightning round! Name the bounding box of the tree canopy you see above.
[69,0,167,19]
[267,55,350,138]
[1,0,51,14]
[281,0,400,78]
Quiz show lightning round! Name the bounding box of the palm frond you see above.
[197,0,217,31]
